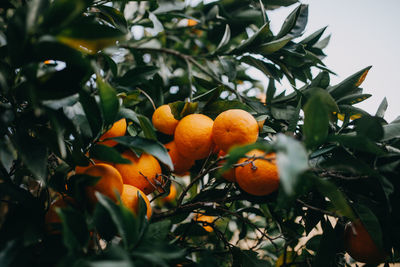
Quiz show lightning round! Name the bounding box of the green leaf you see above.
[275,134,308,195]
[215,24,231,53]
[232,248,271,267]
[95,192,145,250]
[276,4,308,39]
[382,121,400,141]
[303,88,338,149]
[231,22,271,53]
[79,88,102,138]
[26,0,50,33]
[0,138,17,173]
[112,136,173,169]
[336,93,371,105]
[353,203,384,250]
[204,100,252,119]
[327,135,385,155]
[97,75,120,127]
[355,116,384,141]
[57,207,89,251]
[115,66,159,87]
[138,114,157,140]
[240,56,282,80]
[328,66,372,98]
[96,5,128,33]
[89,144,131,164]
[57,17,126,54]
[256,35,293,55]
[143,220,172,242]
[375,97,388,118]
[300,26,327,47]
[313,177,356,219]
[42,0,92,31]
[309,71,330,89]
[169,101,198,120]
[13,133,47,181]
[287,97,302,133]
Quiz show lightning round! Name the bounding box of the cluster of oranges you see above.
[152,105,280,197]
[46,106,280,233]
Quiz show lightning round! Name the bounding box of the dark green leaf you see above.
[355,116,384,141]
[375,97,388,118]
[328,66,372,98]
[138,114,157,140]
[95,192,144,250]
[89,144,131,164]
[96,5,128,33]
[327,135,385,155]
[313,177,356,219]
[57,207,89,251]
[112,136,173,169]
[97,75,120,126]
[231,22,271,53]
[303,88,338,148]
[276,4,308,39]
[13,133,47,181]
[42,0,93,31]
[115,66,159,87]
[275,134,308,195]
[301,26,327,47]
[256,35,293,55]
[382,121,400,141]
[79,88,102,138]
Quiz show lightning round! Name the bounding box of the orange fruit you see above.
[195,214,214,232]
[121,184,152,219]
[344,219,388,264]
[235,150,279,196]
[187,19,198,27]
[174,114,214,160]
[99,118,127,147]
[165,141,195,175]
[212,109,259,153]
[75,157,107,174]
[115,150,162,195]
[152,105,179,135]
[84,163,123,203]
[218,150,236,182]
[45,197,74,234]
[162,183,177,203]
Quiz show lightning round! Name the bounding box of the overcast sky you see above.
[267,0,400,122]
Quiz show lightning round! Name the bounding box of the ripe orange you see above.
[84,163,123,203]
[152,104,179,135]
[115,150,162,195]
[195,214,215,232]
[235,150,279,196]
[165,141,195,175]
[344,219,387,264]
[99,118,127,147]
[162,183,177,203]
[174,114,214,160]
[212,109,259,153]
[121,184,152,219]
[45,197,74,234]
[218,150,236,182]
[75,157,107,174]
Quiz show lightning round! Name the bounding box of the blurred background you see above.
[264,0,400,122]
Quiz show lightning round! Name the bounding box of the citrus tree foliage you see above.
[1,0,400,266]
